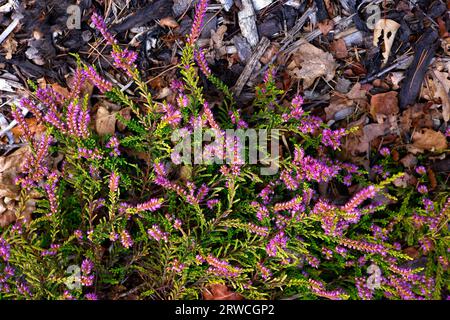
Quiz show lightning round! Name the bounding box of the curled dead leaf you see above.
[287,40,336,89]
[0,147,31,199]
[203,284,243,300]
[330,39,348,59]
[409,129,448,153]
[159,17,179,29]
[370,91,399,122]
[373,19,400,66]
[95,106,117,136]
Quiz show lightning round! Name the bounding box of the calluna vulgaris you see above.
[0,0,448,300]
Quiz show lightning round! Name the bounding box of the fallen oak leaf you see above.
[287,40,336,89]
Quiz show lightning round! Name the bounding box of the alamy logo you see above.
[171,128,280,175]
[66,5,81,30]
[366,264,382,290]
[64,265,81,290]
[364,1,418,29]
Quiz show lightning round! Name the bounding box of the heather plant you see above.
[0,0,448,300]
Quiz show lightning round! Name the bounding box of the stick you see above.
[232,37,271,96]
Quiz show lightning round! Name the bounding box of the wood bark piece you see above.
[233,37,270,96]
[238,0,259,47]
[399,29,439,109]
[112,0,173,33]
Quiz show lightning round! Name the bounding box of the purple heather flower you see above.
[84,293,98,300]
[321,128,346,150]
[68,68,86,100]
[148,225,169,242]
[91,13,117,46]
[63,291,75,300]
[17,282,32,297]
[135,198,163,212]
[335,246,347,257]
[430,197,450,231]
[109,232,119,242]
[171,80,185,92]
[248,223,269,236]
[358,256,367,266]
[417,185,428,194]
[74,230,83,240]
[111,49,137,77]
[355,277,373,300]
[44,111,67,133]
[379,147,390,157]
[263,67,276,83]
[82,66,112,93]
[206,255,242,278]
[415,166,426,175]
[343,174,353,186]
[266,231,288,257]
[372,165,383,175]
[257,262,272,280]
[0,238,11,261]
[81,259,94,275]
[36,87,63,113]
[322,247,333,260]
[106,136,120,156]
[206,199,219,209]
[342,186,377,214]
[109,172,120,194]
[298,116,323,134]
[173,219,182,231]
[41,244,60,256]
[11,106,33,141]
[168,259,186,273]
[20,98,43,122]
[422,198,434,212]
[282,96,304,121]
[419,237,433,254]
[252,201,269,221]
[280,170,299,190]
[77,108,91,138]
[187,0,209,45]
[67,102,81,136]
[196,255,205,263]
[306,255,320,268]
[81,275,94,287]
[339,239,386,256]
[44,172,59,216]
[194,49,211,77]
[120,230,133,249]
[78,148,102,160]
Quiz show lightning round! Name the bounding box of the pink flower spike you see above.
[187,0,209,45]
[135,198,164,212]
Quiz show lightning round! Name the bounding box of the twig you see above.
[360,55,414,84]
[232,37,271,96]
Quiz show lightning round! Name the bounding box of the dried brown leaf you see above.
[330,39,348,59]
[409,128,448,153]
[95,106,117,136]
[287,40,336,89]
[203,284,243,300]
[370,91,399,121]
